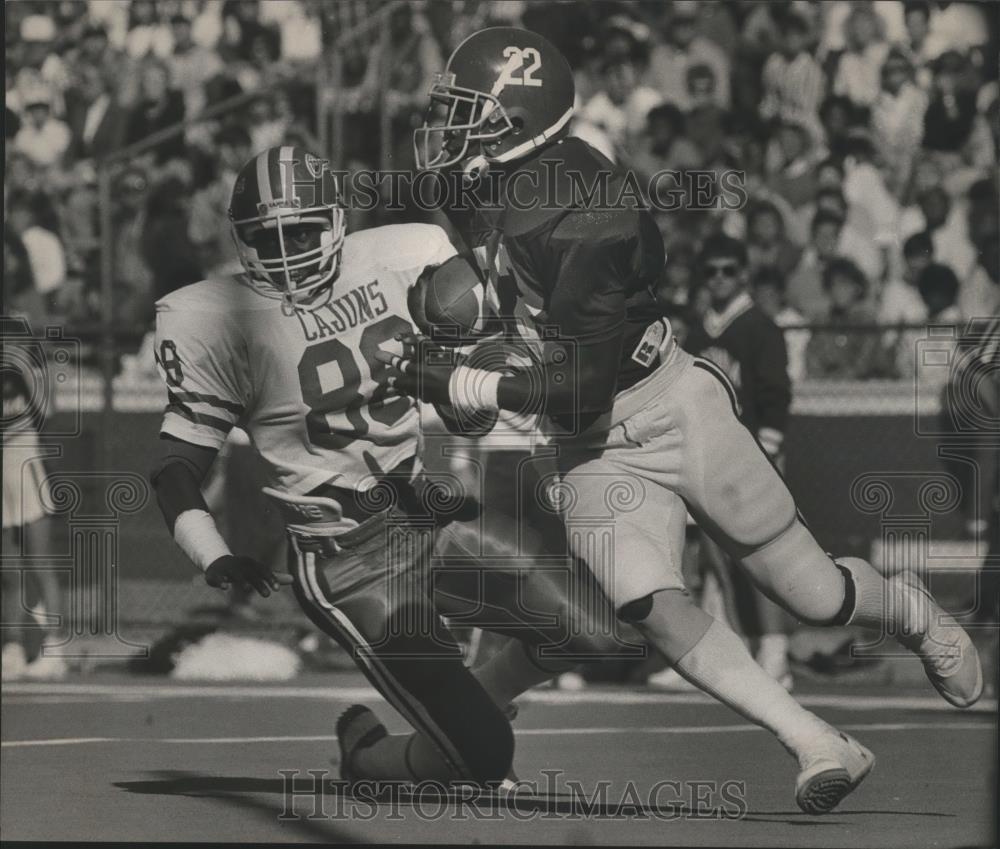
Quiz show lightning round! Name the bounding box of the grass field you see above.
[2,672,997,846]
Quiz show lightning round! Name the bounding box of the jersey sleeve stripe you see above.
[165,398,236,434]
[169,390,245,415]
[160,416,229,450]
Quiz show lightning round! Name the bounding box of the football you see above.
[433,401,499,439]
[410,255,492,345]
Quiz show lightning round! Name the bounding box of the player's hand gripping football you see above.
[376,333,462,407]
[204,554,294,598]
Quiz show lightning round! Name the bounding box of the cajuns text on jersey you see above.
[154,223,456,494]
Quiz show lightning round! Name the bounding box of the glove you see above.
[204,554,294,598]
[376,333,463,406]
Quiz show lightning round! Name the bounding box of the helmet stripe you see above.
[490,51,523,97]
[256,149,274,205]
[267,146,284,202]
[279,145,295,204]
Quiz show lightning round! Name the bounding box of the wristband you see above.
[173,509,231,572]
[448,365,501,415]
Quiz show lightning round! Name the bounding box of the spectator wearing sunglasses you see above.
[686,233,791,483]
[684,233,796,689]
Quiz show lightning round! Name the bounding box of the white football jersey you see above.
[154,223,456,494]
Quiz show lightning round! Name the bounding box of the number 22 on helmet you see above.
[229,145,346,310]
[413,27,575,175]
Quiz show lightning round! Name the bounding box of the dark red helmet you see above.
[414,27,575,173]
[228,145,345,308]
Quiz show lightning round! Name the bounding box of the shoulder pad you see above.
[549,207,641,245]
[155,275,260,314]
[344,223,454,273]
[500,137,637,237]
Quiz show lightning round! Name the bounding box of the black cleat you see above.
[335,704,388,783]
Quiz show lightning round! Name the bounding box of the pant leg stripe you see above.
[692,359,740,416]
[293,548,470,778]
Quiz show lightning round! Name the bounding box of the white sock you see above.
[674,619,829,758]
[839,557,931,647]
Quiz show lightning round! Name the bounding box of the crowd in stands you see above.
[4,0,998,382]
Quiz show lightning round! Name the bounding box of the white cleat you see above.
[795,730,875,815]
[892,570,983,708]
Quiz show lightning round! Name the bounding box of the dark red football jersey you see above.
[449,137,667,401]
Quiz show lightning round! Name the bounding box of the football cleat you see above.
[795,730,875,815]
[891,569,983,708]
[335,704,388,784]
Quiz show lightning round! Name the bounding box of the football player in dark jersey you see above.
[382,26,983,813]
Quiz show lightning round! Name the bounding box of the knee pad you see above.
[617,593,654,624]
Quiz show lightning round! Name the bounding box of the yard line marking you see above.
[517,722,994,735]
[521,691,1000,713]
[3,682,996,714]
[2,695,152,704]
[0,735,339,749]
[1,737,120,747]
[2,722,991,749]
[2,683,382,700]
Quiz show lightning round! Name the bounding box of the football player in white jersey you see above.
[150,146,616,788]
